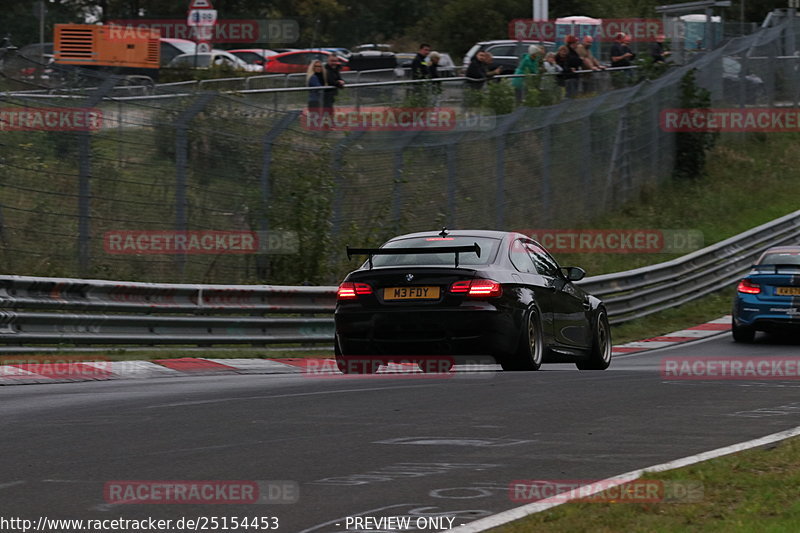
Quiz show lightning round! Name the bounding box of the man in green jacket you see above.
[513,45,543,103]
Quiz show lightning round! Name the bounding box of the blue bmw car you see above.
[732,246,800,342]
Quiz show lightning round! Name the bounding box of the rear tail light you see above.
[337,282,373,300]
[449,279,502,298]
[737,279,761,294]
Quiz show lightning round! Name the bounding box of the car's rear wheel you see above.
[576,309,611,370]
[334,338,380,374]
[501,307,543,371]
[732,319,755,343]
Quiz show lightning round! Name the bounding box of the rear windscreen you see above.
[370,236,501,267]
[758,252,800,266]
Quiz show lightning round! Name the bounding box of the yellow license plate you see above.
[776,287,800,296]
[384,286,440,300]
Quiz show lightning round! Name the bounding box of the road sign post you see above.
[187,0,216,58]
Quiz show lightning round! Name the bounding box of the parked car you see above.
[732,246,800,342]
[722,56,766,105]
[261,50,349,74]
[160,38,197,66]
[395,51,456,77]
[167,50,262,72]
[463,40,555,75]
[228,48,278,67]
[335,229,611,373]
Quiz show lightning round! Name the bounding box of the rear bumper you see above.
[335,304,519,362]
[733,296,800,331]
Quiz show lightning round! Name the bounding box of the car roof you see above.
[387,230,520,241]
[759,246,800,256]
[478,39,555,45]
[228,48,275,54]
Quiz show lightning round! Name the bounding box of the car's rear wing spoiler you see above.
[753,263,800,273]
[346,243,481,269]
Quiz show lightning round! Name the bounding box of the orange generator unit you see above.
[54,24,160,76]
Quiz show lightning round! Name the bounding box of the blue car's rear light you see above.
[737,279,761,294]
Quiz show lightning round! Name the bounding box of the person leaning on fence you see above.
[466,51,501,90]
[560,35,584,98]
[512,45,543,103]
[306,59,327,111]
[323,53,345,110]
[411,43,431,80]
[578,36,604,70]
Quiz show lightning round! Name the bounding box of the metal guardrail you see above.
[0,209,797,346]
[0,278,335,345]
[579,209,800,325]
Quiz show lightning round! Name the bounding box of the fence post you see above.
[494,107,526,229]
[174,93,217,277]
[391,131,420,233]
[444,131,467,228]
[78,76,120,276]
[256,110,299,277]
[331,130,366,238]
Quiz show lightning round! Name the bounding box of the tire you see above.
[501,307,543,371]
[732,319,755,343]
[576,309,611,370]
[334,338,379,374]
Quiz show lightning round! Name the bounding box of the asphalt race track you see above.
[2,332,800,532]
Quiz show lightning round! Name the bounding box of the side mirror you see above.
[562,266,586,282]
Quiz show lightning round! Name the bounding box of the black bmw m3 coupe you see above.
[334,229,611,373]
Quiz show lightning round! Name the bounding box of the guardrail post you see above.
[78,76,120,276]
[257,110,300,278]
[174,93,217,278]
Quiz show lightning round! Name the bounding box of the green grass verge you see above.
[491,435,800,533]
[610,288,733,345]
[553,132,800,276]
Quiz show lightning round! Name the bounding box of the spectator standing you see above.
[323,53,345,110]
[543,52,563,74]
[512,45,543,103]
[411,43,432,80]
[424,51,443,106]
[305,59,326,111]
[425,51,441,79]
[650,34,671,63]
[610,32,635,68]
